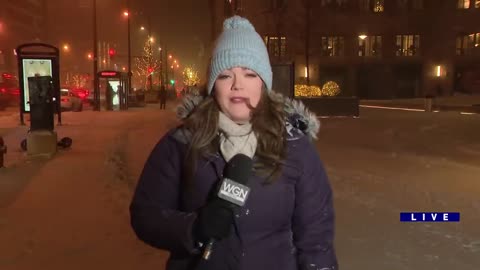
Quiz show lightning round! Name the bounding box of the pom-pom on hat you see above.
[207,16,272,95]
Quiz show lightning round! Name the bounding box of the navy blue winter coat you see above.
[130,95,338,270]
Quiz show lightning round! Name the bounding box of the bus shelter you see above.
[95,70,128,111]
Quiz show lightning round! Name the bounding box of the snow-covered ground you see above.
[0,103,479,270]
[318,108,480,269]
[362,94,480,105]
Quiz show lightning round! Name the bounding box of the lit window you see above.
[456,33,480,55]
[373,0,385,12]
[396,35,420,56]
[360,0,384,12]
[457,0,470,9]
[225,0,245,15]
[235,0,244,13]
[264,36,287,57]
[358,35,382,57]
[321,36,345,57]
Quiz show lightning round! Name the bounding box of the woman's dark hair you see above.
[182,86,287,188]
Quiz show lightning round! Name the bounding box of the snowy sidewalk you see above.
[0,105,180,270]
[361,95,480,113]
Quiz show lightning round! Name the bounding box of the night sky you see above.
[45,0,212,78]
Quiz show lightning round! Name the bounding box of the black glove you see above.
[193,199,234,243]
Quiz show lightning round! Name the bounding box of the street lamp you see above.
[61,44,71,85]
[158,47,163,85]
[124,1,132,95]
[93,0,99,110]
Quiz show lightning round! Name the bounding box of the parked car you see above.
[0,82,20,110]
[60,88,83,112]
[0,88,9,110]
[71,87,90,102]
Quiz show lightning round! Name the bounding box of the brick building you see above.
[210,0,480,98]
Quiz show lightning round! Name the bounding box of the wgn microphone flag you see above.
[217,154,253,207]
[201,154,253,262]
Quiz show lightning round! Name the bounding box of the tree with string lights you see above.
[135,37,159,90]
[71,73,89,88]
[182,66,201,95]
[182,66,200,86]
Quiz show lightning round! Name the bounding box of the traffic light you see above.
[147,67,153,74]
[170,79,175,85]
[108,48,116,59]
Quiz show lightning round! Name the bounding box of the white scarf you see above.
[218,112,257,162]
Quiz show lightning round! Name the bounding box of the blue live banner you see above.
[400,212,460,222]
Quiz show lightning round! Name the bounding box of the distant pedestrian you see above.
[106,83,114,110]
[159,84,167,110]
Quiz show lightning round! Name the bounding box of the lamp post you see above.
[61,43,70,84]
[126,1,132,95]
[147,16,153,91]
[93,0,99,111]
[125,0,132,95]
[165,52,172,88]
[172,60,178,85]
[158,47,163,86]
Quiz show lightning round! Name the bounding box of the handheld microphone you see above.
[201,154,253,261]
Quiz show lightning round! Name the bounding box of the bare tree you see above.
[271,0,313,85]
[271,0,288,63]
[302,0,312,85]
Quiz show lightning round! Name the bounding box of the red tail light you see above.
[61,98,68,102]
[0,88,5,93]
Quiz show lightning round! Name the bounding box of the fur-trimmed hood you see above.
[175,91,320,141]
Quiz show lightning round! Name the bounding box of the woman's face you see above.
[214,67,263,124]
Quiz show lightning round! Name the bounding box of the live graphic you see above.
[400,212,460,222]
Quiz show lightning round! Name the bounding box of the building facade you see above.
[211,0,480,98]
[0,0,47,75]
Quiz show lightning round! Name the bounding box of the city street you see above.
[1,104,480,270]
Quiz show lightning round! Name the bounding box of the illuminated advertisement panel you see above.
[22,59,53,112]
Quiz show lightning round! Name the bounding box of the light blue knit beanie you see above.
[207,16,272,95]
